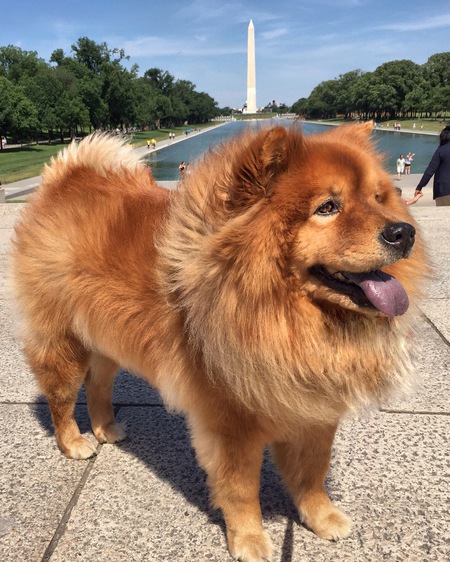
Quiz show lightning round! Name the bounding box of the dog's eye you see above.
[315,200,339,216]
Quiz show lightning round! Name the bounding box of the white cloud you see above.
[122,35,244,58]
[261,28,288,40]
[175,0,244,23]
[379,13,450,32]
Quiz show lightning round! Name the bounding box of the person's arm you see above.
[405,191,423,205]
[416,147,441,191]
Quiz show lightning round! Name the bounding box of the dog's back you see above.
[12,135,169,338]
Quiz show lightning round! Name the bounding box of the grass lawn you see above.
[0,122,220,184]
[383,119,446,133]
[130,122,218,147]
[0,142,71,184]
[322,117,446,133]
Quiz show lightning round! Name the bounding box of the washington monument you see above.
[245,20,257,114]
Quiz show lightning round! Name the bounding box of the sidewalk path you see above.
[0,182,449,559]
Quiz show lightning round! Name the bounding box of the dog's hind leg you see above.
[24,334,97,460]
[272,423,352,541]
[84,354,126,445]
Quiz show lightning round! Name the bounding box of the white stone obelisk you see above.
[245,20,257,114]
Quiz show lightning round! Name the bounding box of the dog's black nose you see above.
[380,222,416,256]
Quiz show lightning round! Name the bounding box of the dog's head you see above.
[208,122,427,318]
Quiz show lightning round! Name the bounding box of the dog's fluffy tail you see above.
[40,133,147,193]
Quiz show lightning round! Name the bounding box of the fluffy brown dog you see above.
[12,123,427,561]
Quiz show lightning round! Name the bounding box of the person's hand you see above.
[414,190,423,198]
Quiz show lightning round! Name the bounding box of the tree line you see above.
[0,37,221,146]
[291,53,450,121]
[1,38,449,147]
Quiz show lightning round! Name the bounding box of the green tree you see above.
[54,92,89,141]
[186,91,218,123]
[334,70,364,118]
[349,72,373,119]
[306,80,340,118]
[71,37,113,75]
[51,47,107,131]
[171,79,195,124]
[133,78,159,130]
[144,68,175,96]
[19,65,62,141]
[422,52,450,88]
[70,37,134,130]
[429,85,450,117]
[0,45,43,82]
[153,94,173,128]
[102,61,137,129]
[0,76,38,145]
[403,85,432,118]
[291,97,308,116]
[77,75,108,130]
[0,37,221,139]
[372,60,424,119]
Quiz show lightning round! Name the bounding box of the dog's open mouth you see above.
[311,266,409,317]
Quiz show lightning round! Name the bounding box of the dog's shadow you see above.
[32,369,302,561]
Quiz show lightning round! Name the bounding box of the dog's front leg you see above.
[189,413,272,562]
[272,422,352,540]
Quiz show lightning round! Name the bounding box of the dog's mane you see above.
[158,127,421,424]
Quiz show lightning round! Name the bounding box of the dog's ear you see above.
[352,120,374,142]
[221,126,295,209]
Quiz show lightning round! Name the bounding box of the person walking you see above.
[396,154,405,180]
[414,125,450,206]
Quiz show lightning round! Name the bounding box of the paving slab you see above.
[0,204,23,228]
[0,298,38,402]
[419,299,450,344]
[0,404,93,562]
[386,316,450,413]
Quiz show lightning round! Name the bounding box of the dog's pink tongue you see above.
[345,270,409,317]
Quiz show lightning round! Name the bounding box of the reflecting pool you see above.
[147,120,439,181]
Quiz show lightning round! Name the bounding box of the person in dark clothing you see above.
[415,125,450,206]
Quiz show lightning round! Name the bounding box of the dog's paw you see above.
[62,436,97,460]
[93,421,127,444]
[229,530,273,562]
[302,505,352,541]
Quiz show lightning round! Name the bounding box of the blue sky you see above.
[3,0,450,109]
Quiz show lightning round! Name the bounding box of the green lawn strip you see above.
[0,142,70,184]
[381,119,444,133]
[321,117,445,133]
[130,122,221,146]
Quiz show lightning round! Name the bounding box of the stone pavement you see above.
[0,174,449,561]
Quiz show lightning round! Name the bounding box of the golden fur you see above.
[11,124,428,561]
